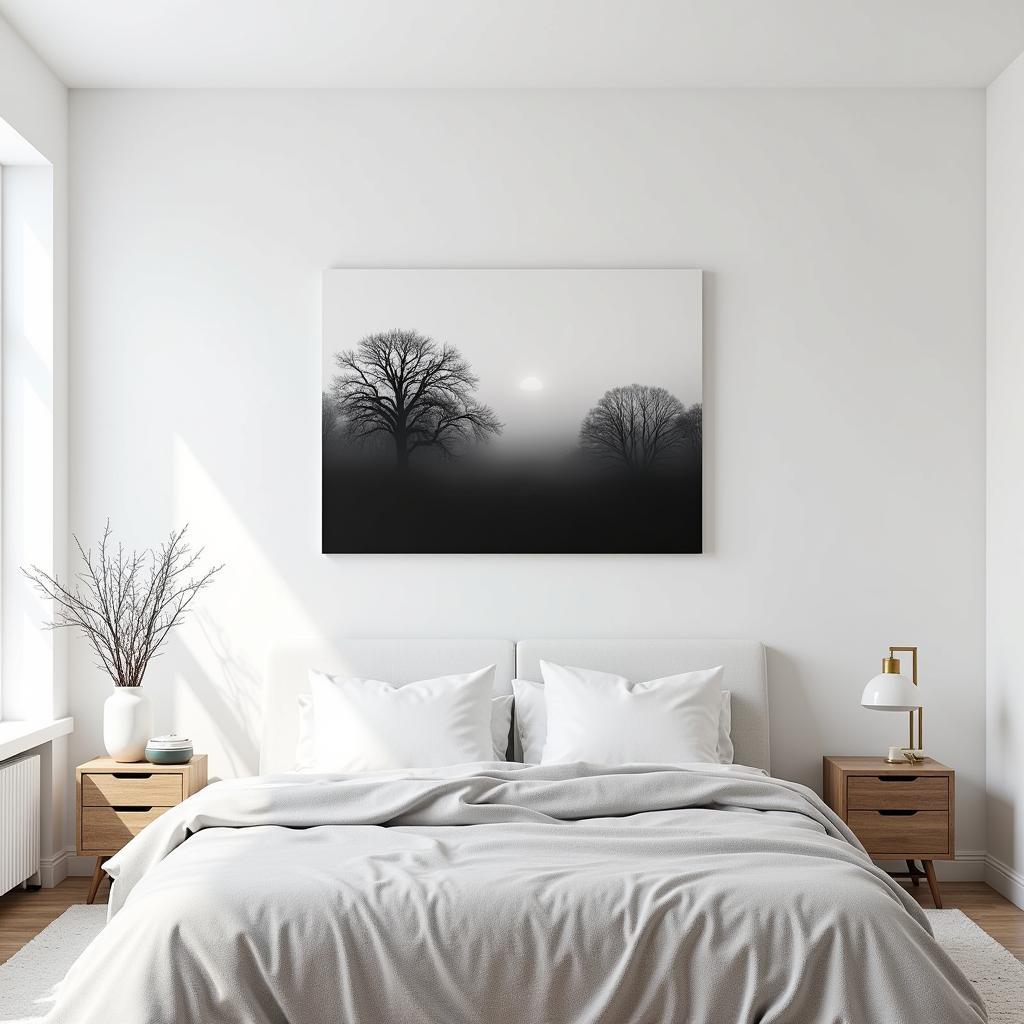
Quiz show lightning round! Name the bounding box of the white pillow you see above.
[513,678,734,764]
[538,661,724,765]
[511,677,548,764]
[308,666,494,772]
[294,692,512,769]
[717,689,734,764]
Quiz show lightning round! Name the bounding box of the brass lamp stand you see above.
[885,646,923,757]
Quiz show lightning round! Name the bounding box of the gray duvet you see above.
[49,762,985,1023]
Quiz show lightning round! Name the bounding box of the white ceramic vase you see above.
[103,686,152,762]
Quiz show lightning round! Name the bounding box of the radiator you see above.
[0,753,40,893]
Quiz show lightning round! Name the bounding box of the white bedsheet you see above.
[48,762,985,1024]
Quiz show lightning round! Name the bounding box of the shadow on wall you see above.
[987,793,1016,878]
[169,614,263,779]
[988,689,1018,870]
[764,647,821,788]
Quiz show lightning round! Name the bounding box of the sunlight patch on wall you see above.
[172,435,320,777]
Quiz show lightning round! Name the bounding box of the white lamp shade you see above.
[861,673,921,711]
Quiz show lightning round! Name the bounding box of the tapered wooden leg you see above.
[922,860,942,909]
[906,860,920,886]
[86,857,108,905]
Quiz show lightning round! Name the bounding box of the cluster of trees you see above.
[324,328,700,473]
[580,384,700,473]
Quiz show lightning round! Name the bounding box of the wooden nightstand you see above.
[76,755,207,904]
[822,756,953,907]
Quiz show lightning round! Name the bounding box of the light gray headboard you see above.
[515,639,770,773]
[261,637,769,775]
[261,638,515,773]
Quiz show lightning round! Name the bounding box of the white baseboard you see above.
[985,853,1024,910]
[939,850,986,881]
[66,850,96,877]
[39,847,70,888]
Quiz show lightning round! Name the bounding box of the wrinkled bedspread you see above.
[48,762,985,1023]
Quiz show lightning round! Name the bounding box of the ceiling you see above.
[2,0,1024,90]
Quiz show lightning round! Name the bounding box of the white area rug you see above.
[0,905,105,1023]
[928,910,1024,1023]
[0,907,1020,1022]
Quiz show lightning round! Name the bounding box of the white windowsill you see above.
[0,718,74,761]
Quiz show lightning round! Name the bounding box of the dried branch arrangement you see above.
[22,522,224,687]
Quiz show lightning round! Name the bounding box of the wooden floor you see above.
[0,877,107,966]
[1,877,1022,966]
[904,880,1024,961]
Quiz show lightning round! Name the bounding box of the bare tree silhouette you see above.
[677,402,702,450]
[579,384,690,472]
[330,329,501,467]
[322,392,342,447]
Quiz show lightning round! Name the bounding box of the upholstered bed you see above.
[47,639,985,1023]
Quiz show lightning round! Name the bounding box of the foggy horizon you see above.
[323,269,701,458]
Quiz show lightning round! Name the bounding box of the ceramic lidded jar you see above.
[144,734,193,765]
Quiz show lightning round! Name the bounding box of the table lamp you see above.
[861,645,923,763]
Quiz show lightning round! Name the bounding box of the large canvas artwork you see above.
[322,269,702,553]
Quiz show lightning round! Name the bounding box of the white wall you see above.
[986,51,1024,906]
[0,12,70,885]
[68,89,986,871]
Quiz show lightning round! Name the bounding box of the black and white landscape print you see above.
[322,269,702,553]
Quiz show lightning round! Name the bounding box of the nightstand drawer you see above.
[82,772,183,807]
[848,810,949,856]
[81,806,170,852]
[848,775,947,811]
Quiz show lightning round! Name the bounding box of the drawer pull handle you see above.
[878,809,918,816]
[879,776,918,783]
[112,772,152,779]
[112,806,152,813]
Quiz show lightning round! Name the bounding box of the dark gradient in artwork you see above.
[323,329,702,553]
[322,456,702,554]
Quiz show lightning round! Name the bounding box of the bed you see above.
[47,638,985,1023]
